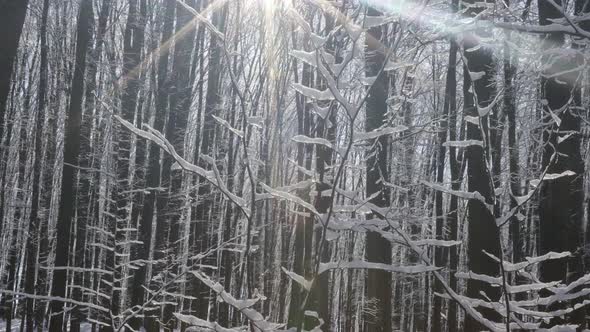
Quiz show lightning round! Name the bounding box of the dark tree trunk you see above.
[503,15,522,266]
[287,50,314,330]
[48,0,93,330]
[364,7,392,332]
[462,2,502,330]
[538,0,586,327]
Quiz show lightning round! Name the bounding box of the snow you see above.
[353,125,408,141]
[281,267,313,291]
[174,313,243,332]
[442,140,484,148]
[292,83,334,101]
[291,135,338,153]
[469,71,485,81]
[212,114,244,138]
[530,170,577,187]
[384,60,414,72]
[260,183,320,216]
[318,260,439,275]
[500,251,571,272]
[465,115,480,125]
[422,181,493,212]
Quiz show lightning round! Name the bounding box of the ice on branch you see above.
[260,183,320,216]
[174,313,242,332]
[318,260,439,275]
[530,170,576,187]
[422,181,493,212]
[281,267,312,291]
[290,50,336,69]
[292,83,334,101]
[353,125,408,142]
[469,71,485,81]
[384,60,414,72]
[212,114,243,137]
[291,135,338,154]
[443,140,484,148]
[191,271,284,331]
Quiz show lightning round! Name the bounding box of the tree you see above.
[462,1,502,329]
[24,0,50,330]
[538,0,586,326]
[48,0,93,330]
[364,6,392,332]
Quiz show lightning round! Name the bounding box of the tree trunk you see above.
[364,7,392,332]
[24,0,50,330]
[538,0,586,327]
[159,1,197,329]
[462,2,502,330]
[48,0,93,330]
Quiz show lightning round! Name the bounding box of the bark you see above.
[159,1,197,329]
[48,0,93,330]
[364,7,392,332]
[24,0,50,330]
[192,2,227,319]
[462,2,502,330]
[287,53,314,330]
[433,22,458,332]
[142,1,175,329]
[538,0,586,327]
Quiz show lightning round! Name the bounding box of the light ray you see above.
[117,0,228,89]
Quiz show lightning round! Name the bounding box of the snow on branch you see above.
[290,50,336,69]
[422,180,493,212]
[0,290,110,313]
[174,313,244,332]
[318,260,439,275]
[115,115,251,219]
[260,183,320,216]
[353,125,408,142]
[212,114,244,138]
[292,83,335,101]
[191,271,284,331]
[530,170,576,188]
[281,267,312,291]
[485,251,572,273]
[291,135,342,155]
[442,140,484,148]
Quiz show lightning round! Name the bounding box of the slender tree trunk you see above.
[24,0,50,331]
[433,21,458,332]
[158,1,197,329]
[48,0,93,330]
[192,3,227,319]
[446,36,460,332]
[143,1,175,329]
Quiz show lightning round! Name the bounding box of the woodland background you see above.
[0,0,590,331]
